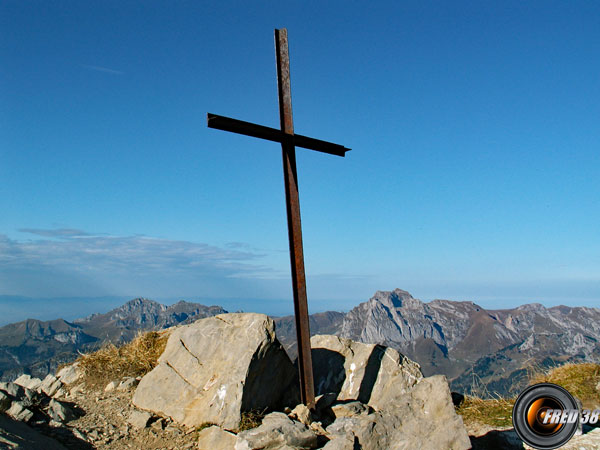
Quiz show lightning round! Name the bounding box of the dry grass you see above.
[236,409,267,432]
[456,362,600,427]
[530,362,600,408]
[76,330,170,389]
[456,395,515,428]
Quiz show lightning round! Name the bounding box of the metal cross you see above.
[207,28,350,408]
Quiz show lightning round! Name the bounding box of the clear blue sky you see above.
[1,1,598,322]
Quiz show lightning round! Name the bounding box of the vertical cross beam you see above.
[275,28,315,408]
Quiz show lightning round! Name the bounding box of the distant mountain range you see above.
[1,290,599,396]
[275,289,600,396]
[0,298,225,381]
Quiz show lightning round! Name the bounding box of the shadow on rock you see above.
[357,344,385,404]
[312,349,346,397]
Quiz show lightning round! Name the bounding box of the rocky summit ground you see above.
[3,375,600,449]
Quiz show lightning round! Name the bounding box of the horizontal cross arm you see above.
[207,113,350,157]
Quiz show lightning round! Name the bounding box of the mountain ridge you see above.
[1,290,598,396]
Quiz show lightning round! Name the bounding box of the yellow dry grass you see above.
[456,362,600,427]
[530,362,600,409]
[76,330,170,389]
[456,395,515,428]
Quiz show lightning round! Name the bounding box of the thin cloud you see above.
[0,230,273,297]
[81,64,125,75]
[19,228,90,238]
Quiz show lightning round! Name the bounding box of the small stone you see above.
[197,425,237,450]
[310,421,327,434]
[104,381,118,392]
[289,403,312,425]
[72,429,87,441]
[331,401,370,418]
[117,377,139,391]
[128,409,153,429]
[88,429,100,441]
[6,401,34,422]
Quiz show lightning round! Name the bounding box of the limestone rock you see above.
[56,363,82,385]
[235,412,318,450]
[40,374,62,397]
[104,381,118,392]
[14,374,43,392]
[48,398,77,423]
[0,382,24,398]
[310,334,422,407]
[6,401,34,423]
[321,433,356,450]
[325,375,470,450]
[197,425,237,450]
[331,401,370,418]
[117,376,138,391]
[133,313,297,429]
[128,409,153,429]
[289,403,312,425]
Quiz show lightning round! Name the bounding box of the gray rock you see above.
[235,412,318,450]
[321,433,356,450]
[0,390,11,413]
[6,401,34,423]
[13,374,43,391]
[289,403,312,425]
[40,374,62,397]
[336,376,469,450]
[310,334,422,408]
[331,401,370,418]
[56,363,82,385]
[133,313,297,429]
[197,425,237,450]
[0,382,24,398]
[48,399,77,423]
[127,409,153,429]
[117,377,138,391]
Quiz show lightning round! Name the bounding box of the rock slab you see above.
[310,334,422,408]
[133,313,297,429]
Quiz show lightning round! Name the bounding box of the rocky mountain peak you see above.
[370,288,423,309]
[112,298,167,317]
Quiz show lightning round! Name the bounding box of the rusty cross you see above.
[207,28,350,408]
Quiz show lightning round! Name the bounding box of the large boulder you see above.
[132,313,297,429]
[310,335,422,407]
[312,335,470,449]
[324,377,470,449]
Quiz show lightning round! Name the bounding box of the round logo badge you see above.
[512,383,579,449]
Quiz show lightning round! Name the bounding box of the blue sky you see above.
[1,1,599,323]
